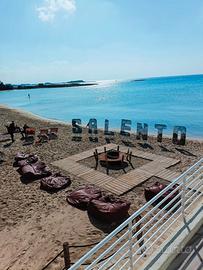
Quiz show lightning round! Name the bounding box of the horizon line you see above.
[1,72,203,85]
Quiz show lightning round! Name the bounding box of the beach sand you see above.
[0,105,203,270]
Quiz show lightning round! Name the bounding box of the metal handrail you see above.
[69,158,203,270]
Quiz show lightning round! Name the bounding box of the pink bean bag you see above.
[88,195,131,222]
[14,152,38,167]
[144,182,180,209]
[17,161,51,181]
[67,186,102,210]
[40,173,71,192]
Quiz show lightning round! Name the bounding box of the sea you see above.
[0,74,203,138]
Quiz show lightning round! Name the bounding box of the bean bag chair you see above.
[66,186,102,210]
[14,152,38,167]
[144,182,180,210]
[88,195,131,223]
[14,155,38,167]
[17,161,51,181]
[14,152,30,161]
[40,173,71,192]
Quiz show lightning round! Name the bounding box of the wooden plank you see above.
[69,149,95,161]
[94,176,114,185]
[100,186,122,195]
[124,177,146,186]
[98,177,132,193]
[131,150,157,160]
[125,168,153,178]
[81,170,105,180]
[158,170,178,179]
[155,169,181,182]
[68,154,84,161]
[52,158,78,170]
[117,168,153,190]
[101,182,128,195]
[164,159,180,168]
[138,161,167,174]
[78,168,95,177]
[67,165,92,175]
[154,157,180,167]
[109,178,133,189]
[102,181,128,192]
[80,170,112,185]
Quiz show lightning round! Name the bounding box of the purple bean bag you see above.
[40,173,71,192]
[17,161,51,181]
[15,152,30,161]
[14,153,38,167]
[88,195,131,222]
[144,182,180,209]
[66,186,102,210]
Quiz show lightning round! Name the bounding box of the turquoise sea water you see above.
[0,74,203,138]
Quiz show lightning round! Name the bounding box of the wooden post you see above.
[129,151,132,162]
[94,152,98,170]
[121,154,124,165]
[106,160,109,175]
[63,242,70,269]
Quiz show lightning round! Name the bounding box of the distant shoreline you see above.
[0,81,97,91]
[1,73,203,91]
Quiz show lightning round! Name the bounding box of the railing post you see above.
[63,242,71,269]
[181,176,186,218]
[128,220,134,270]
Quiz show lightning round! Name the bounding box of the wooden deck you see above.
[52,144,181,195]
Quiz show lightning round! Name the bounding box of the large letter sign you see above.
[136,123,148,140]
[87,118,98,142]
[155,124,167,142]
[70,118,187,144]
[120,119,131,136]
[172,126,186,145]
[104,119,114,136]
[72,119,82,141]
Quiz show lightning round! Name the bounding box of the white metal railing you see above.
[69,158,203,270]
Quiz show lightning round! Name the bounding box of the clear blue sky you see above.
[0,0,203,83]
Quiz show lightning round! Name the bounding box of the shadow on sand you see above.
[87,211,129,233]
[175,148,197,157]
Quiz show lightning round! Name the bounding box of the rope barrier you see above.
[41,241,101,270]
[41,250,64,270]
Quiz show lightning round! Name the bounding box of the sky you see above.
[0,0,203,84]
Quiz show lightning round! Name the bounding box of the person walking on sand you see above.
[8,121,16,142]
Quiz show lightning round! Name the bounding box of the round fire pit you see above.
[106,150,120,159]
[98,150,125,169]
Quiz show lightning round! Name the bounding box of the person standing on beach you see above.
[8,121,16,142]
[28,93,30,101]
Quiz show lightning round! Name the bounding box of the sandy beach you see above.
[0,105,203,270]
